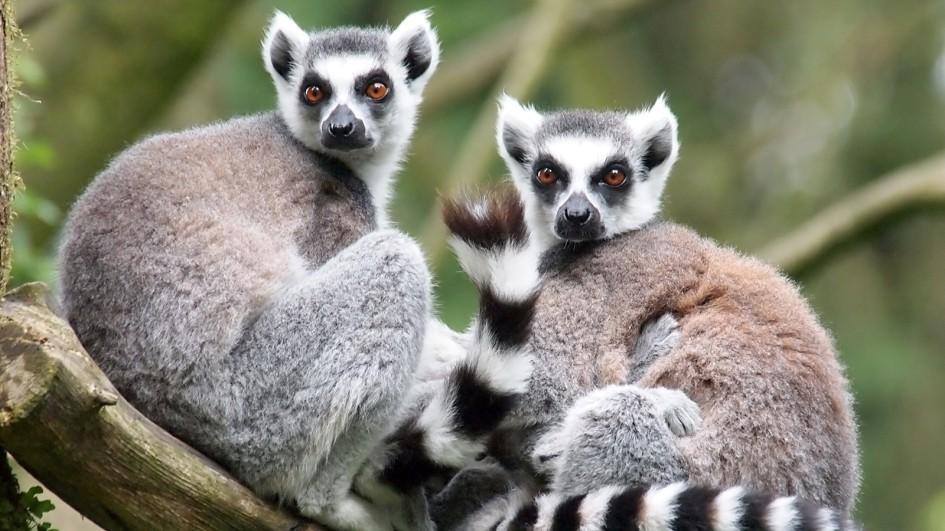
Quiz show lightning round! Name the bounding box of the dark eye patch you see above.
[354,69,393,99]
[354,68,393,120]
[589,157,632,207]
[530,155,569,204]
[298,72,332,106]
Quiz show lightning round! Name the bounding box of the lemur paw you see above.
[644,386,702,437]
[628,312,681,382]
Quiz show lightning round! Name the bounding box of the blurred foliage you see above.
[9,0,945,529]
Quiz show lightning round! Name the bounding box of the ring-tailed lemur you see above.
[431,96,860,528]
[435,193,854,531]
[57,10,507,531]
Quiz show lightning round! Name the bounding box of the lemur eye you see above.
[365,82,390,101]
[536,167,557,185]
[603,168,627,187]
[303,85,324,105]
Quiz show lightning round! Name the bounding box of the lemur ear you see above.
[496,94,543,168]
[626,94,680,176]
[262,11,308,83]
[389,10,440,91]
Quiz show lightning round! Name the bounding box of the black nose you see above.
[564,207,591,224]
[321,104,371,151]
[328,121,354,137]
[325,105,358,137]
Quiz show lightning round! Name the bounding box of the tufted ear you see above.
[626,94,680,176]
[262,11,308,83]
[496,94,544,169]
[388,10,440,92]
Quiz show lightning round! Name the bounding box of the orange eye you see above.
[536,167,557,185]
[603,168,627,187]
[303,85,324,105]
[365,82,390,101]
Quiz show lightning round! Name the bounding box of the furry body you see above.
[59,113,429,511]
[58,10,463,529]
[518,223,859,511]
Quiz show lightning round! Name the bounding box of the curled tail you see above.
[494,483,853,531]
[377,191,540,492]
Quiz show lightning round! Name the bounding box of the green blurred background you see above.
[9,0,945,529]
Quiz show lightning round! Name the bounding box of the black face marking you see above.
[589,157,633,208]
[530,156,569,204]
[298,72,332,107]
[355,68,393,100]
[641,124,673,171]
[555,193,603,242]
[321,104,370,151]
[403,32,433,82]
[354,68,394,120]
[269,31,296,80]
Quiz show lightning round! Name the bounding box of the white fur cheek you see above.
[609,178,665,236]
[277,91,322,152]
[514,182,558,254]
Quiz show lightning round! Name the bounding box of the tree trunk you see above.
[0,0,14,293]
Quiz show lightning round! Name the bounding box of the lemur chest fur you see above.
[532,222,720,387]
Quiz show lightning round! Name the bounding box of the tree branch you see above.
[0,283,320,531]
[760,151,945,276]
[0,0,15,294]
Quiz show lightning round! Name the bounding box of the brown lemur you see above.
[432,95,859,530]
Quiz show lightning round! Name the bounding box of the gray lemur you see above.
[57,10,527,531]
[433,95,860,530]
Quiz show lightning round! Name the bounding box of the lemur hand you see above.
[644,386,702,437]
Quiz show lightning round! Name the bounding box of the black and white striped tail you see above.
[493,483,853,531]
[376,191,539,492]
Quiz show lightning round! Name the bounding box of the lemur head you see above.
[496,95,679,251]
[262,11,439,210]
